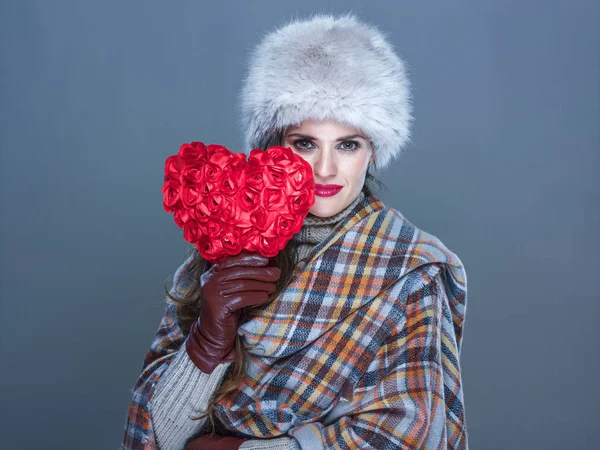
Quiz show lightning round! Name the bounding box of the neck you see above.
[292,191,365,260]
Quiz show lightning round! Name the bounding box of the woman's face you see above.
[282,119,373,218]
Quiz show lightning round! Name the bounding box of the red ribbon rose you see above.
[162,143,315,263]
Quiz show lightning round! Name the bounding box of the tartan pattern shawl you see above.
[122,192,469,449]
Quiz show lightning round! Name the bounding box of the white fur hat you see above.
[239,13,413,170]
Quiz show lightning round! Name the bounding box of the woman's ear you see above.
[369,154,378,176]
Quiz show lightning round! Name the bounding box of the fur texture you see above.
[239,13,413,170]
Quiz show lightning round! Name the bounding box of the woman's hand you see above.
[185,252,281,373]
[184,434,247,450]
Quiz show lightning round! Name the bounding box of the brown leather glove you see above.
[184,434,247,450]
[186,252,281,373]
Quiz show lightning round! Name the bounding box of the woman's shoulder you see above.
[350,198,467,281]
[166,252,197,301]
[358,203,468,322]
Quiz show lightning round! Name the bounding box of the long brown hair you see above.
[164,130,384,431]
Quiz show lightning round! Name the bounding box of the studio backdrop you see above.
[1,1,598,449]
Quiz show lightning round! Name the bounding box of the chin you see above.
[308,199,344,218]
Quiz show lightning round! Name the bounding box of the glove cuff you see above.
[186,321,238,373]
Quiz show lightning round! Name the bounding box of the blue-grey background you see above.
[1,0,598,449]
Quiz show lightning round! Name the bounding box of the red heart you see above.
[162,142,315,263]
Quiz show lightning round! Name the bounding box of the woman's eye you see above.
[293,140,313,150]
[339,141,360,152]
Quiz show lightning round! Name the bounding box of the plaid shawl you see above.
[122,192,469,449]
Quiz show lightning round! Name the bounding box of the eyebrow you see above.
[285,133,368,142]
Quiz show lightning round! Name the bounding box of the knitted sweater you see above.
[147,194,364,450]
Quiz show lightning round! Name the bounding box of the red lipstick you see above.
[315,184,343,197]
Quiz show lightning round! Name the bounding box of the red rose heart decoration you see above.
[162,142,315,263]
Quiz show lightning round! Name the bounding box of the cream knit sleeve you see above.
[149,346,301,450]
[149,346,230,449]
[239,437,301,450]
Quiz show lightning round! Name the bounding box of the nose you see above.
[313,148,336,179]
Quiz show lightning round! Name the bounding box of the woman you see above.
[122,14,468,450]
